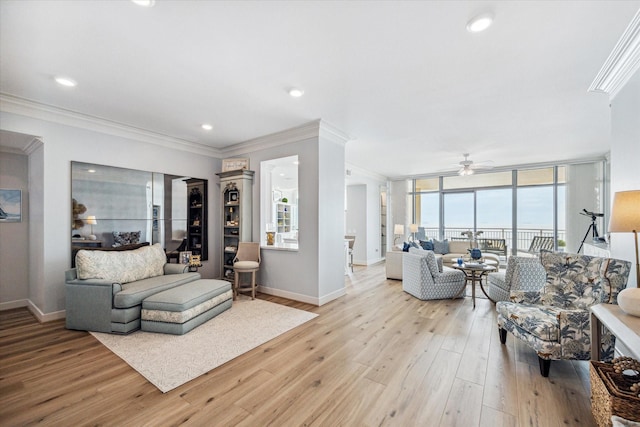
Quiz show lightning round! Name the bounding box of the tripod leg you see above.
[578,224,594,253]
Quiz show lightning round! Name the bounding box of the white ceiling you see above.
[1,1,638,179]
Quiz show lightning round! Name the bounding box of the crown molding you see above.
[221,119,351,157]
[23,137,43,155]
[345,162,389,183]
[0,94,222,157]
[589,9,640,99]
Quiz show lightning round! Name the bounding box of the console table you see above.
[590,303,640,361]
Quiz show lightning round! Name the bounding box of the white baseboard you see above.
[0,299,29,310]
[28,301,66,323]
[0,298,65,323]
[257,285,346,306]
[318,287,347,306]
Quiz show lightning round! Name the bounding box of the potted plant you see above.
[557,239,566,252]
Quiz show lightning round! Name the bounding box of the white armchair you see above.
[402,248,465,300]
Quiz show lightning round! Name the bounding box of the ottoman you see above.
[141,279,232,335]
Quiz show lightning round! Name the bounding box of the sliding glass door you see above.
[443,192,474,240]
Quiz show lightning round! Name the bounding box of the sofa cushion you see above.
[496,301,560,341]
[433,239,449,254]
[76,243,166,283]
[114,272,201,308]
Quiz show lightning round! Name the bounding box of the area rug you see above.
[91,297,318,393]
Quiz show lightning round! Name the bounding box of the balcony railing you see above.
[417,227,565,254]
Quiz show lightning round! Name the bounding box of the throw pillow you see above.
[76,243,165,283]
[420,240,434,251]
[433,239,449,255]
[402,242,410,252]
[112,231,141,248]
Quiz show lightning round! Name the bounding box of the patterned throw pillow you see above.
[76,243,166,283]
[113,231,141,247]
[433,239,449,254]
[420,240,434,251]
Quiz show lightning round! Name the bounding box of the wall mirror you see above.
[260,155,299,249]
[71,161,206,266]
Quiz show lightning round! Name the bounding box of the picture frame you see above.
[272,190,282,202]
[0,189,22,222]
[222,158,250,172]
[180,251,192,264]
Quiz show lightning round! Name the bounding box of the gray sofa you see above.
[65,243,201,334]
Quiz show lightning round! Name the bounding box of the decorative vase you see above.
[469,248,482,260]
[617,287,640,317]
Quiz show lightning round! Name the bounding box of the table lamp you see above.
[409,224,418,241]
[609,190,640,316]
[393,224,404,245]
[86,215,97,240]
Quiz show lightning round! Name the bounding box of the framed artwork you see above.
[152,205,159,230]
[272,190,282,202]
[0,189,22,222]
[222,158,250,172]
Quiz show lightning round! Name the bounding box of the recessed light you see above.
[201,124,213,131]
[54,76,77,87]
[131,0,155,7]
[87,169,96,173]
[466,13,493,33]
[293,160,300,165]
[288,88,304,98]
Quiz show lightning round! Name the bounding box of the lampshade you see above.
[86,215,97,225]
[609,190,640,232]
[409,224,418,233]
[394,224,404,235]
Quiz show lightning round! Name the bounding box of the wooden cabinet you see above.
[276,203,292,233]
[186,179,207,261]
[216,170,254,281]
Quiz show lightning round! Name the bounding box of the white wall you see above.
[388,179,410,249]
[346,184,366,262]
[609,69,640,288]
[231,120,348,305]
[565,162,605,253]
[0,151,29,307]
[0,110,221,317]
[345,164,388,264]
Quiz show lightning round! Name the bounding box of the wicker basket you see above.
[590,361,640,427]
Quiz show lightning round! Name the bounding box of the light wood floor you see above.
[1,262,597,426]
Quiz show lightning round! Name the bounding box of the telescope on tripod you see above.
[578,209,605,253]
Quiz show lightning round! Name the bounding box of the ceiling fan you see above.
[455,153,494,176]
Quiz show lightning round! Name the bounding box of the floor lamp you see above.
[609,190,640,317]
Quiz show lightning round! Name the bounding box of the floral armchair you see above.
[497,251,631,377]
[402,248,466,300]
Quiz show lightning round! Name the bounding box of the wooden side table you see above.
[590,303,640,361]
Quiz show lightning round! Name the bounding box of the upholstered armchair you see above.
[402,248,466,300]
[487,256,546,302]
[497,251,631,377]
